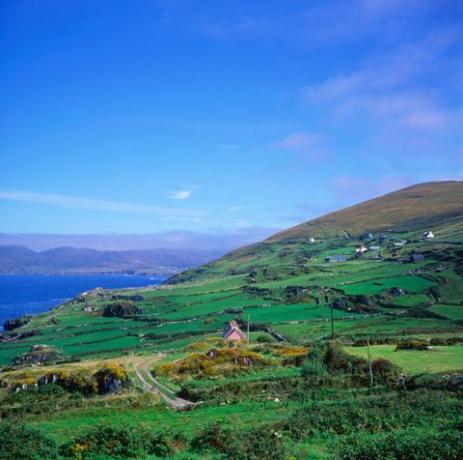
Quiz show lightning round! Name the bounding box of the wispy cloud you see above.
[301,25,462,169]
[301,0,425,44]
[167,190,193,200]
[0,190,203,218]
[303,27,461,130]
[276,131,330,161]
[228,205,245,212]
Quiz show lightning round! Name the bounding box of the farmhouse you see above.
[424,231,435,239]
[223,320,247,342]
[356,245,368,254]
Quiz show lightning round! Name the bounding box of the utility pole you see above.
[247,314,250,345]
[367,336,373,386]
[330,302,334,340]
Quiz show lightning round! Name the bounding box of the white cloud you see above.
[0,190,203,218]
[302,27,461,132]
[275,131,330,161]
[277,132,324,150]
[167,189,193,200]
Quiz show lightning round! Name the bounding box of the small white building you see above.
[356,245,368,254]
[309,237,316,243]
[424,231,435,239]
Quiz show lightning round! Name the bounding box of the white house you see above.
[356,245,368,254]
[424,231,435,239]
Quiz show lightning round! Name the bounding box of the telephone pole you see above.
[367,336,373,386]
[330,302,334,340]
[247,314,250,345]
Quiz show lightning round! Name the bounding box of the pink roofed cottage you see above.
[223,320,247,342]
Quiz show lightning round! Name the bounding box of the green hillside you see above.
[2,181,463,460]
[1,181,463,364]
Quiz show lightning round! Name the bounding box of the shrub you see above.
[371,358,400,383]
[301,361,328,383]
[192,421,287,460]
[3,314,32,331]
[102,301,143,318]
[256,335,273,343]
[0,422,58,459]
[409,373,463,391]
[333,429,463,460]
[191,420,233,452]
[14,344,64,366]
[60,424,170,458]
[395,339,430,351]
[158,348,271,379]
[323,341,368,374]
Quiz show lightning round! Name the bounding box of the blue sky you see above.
[0,0,462,237]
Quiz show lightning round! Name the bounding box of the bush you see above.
[333,429,463,460]
[60,424,170,458]
[323,342,368,373]
[301,361,328,383]
[0,422,58,459]
[283,391,463,440]
[191,421,287,460]
[395,339,430,351]
[102,301,143,318]
[3,314,32,331]
[158,348,271,379]
[13,344,64,366]
[256,335,273,343]
[409,373,463,391]
[191,420,232,452]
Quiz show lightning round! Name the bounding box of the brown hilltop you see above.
[266,181,463,242]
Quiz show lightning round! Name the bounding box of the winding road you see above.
[134,365,198,411]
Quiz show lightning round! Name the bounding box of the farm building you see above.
[356,245,368,254]
[223,321,247,342]
[324,255,347,263]
[424,231,435,239]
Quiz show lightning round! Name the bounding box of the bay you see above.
[0,274,166,327]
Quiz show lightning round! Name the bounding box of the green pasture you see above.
[340,275,435,295]
[30,398,299,444]
[345,344,463,373]
[429,304,463,321]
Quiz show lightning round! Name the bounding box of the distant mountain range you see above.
[0,245,224,275]
[0,228,279,252]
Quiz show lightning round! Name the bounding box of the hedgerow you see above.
[333,429,463,460]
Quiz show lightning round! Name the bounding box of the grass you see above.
[1,208,462,367]
[345,344,463,373]
[29,397,298,444]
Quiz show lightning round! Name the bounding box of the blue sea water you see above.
[0,274,166,327]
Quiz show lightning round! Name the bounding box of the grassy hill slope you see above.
[270,180,463,241]
[1,181,462,365]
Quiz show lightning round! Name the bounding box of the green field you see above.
[345,344,463,373]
